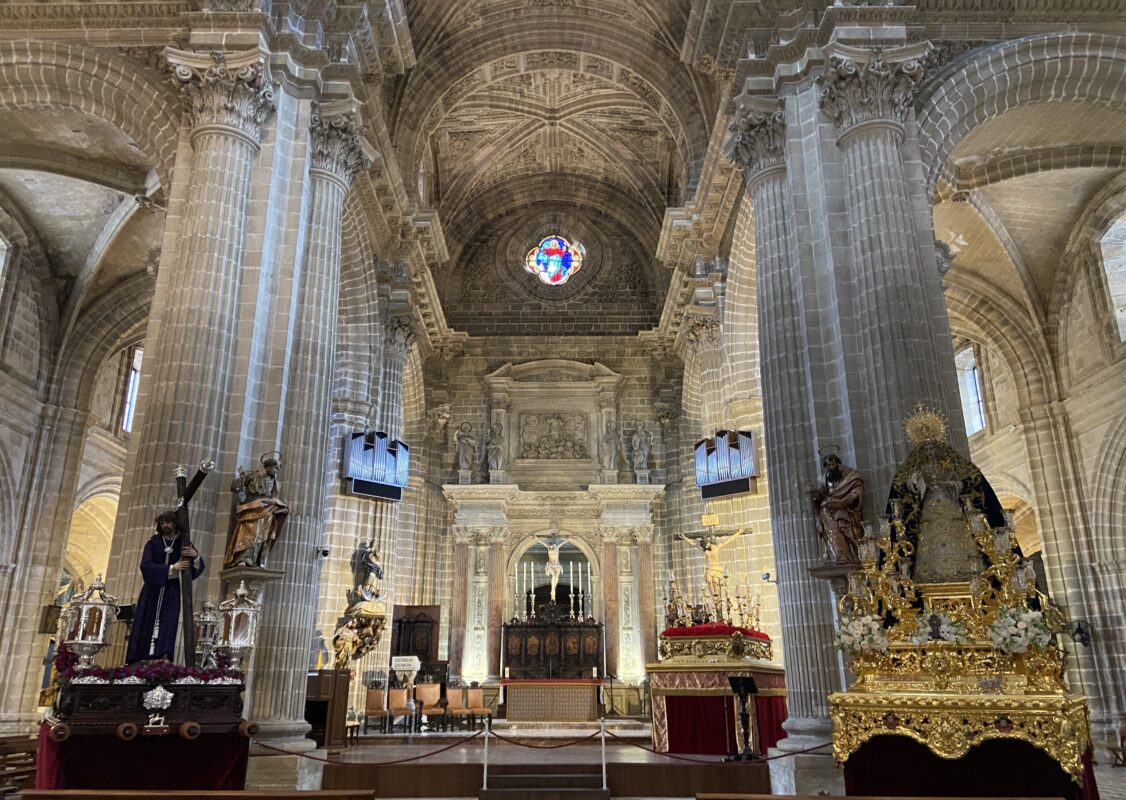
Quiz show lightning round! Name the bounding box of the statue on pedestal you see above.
[455,422,476,471]
[599,421,618,471]
[224,454,289,568]
[486,422,506,472]
[625,419,651,471]
[808,446,865,565]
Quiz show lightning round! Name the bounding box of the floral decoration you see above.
[836,613,889,656]
[988,606,1053,654]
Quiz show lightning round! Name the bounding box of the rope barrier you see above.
[604,729,832,763]
[487,728,602,749]
[251,728,483,766]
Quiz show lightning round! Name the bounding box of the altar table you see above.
[500,679,601,722]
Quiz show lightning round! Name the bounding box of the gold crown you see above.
[904,403,947,446]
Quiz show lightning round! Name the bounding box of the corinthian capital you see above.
[167,48,275,144]
[727,105,785,178]
[818,49,924,137]
[310,104,370,187]
[683,312,721,354]
[383,314,416,359]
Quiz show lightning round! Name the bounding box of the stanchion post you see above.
[600,717,607,791]
[482,716,490,790]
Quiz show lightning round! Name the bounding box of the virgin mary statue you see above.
[886,405,1005,584]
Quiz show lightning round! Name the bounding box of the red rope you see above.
[251,728,483,766]
[486,728,602,749]
[605,729,831,764]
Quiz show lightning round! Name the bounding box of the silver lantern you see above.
[62,575,119,670]
[218,581,260,672]
[194,598,221,668]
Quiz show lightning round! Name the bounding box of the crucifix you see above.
[173,459,213,665]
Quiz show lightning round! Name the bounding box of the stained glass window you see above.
[524,235,584,286]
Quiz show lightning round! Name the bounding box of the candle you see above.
[570,561,574,593]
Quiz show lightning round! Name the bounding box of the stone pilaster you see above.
[819,45,966,493]
[447,526,474,681]
[599,525,621,678]
[729,104,840,790]
[682,313,724,434]
[251,105,367,740]
[486,526,507,678]
[634,525,658,666]
[107,48,275,604]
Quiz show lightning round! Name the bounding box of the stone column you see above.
[353,315,414,697]
[683,314,724,434]
[600,526,621,678]
[486,526,507,678]
[634,524,658,666]
[108,49,275,600]
[251,105,367,741]
[729,105,840,792]
[447,526,474,681]
[819,46,965,494]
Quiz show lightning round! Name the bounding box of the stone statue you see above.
[455,422,476,471]
[807,447,864,565]
[357,540,383,601]
[427,403,451,438]
[676,529,747,599]
[624,419,651,471]
[537,529,568,603]
[332,617,360,670]
[887,405,1004,583]
[224,454,289,568]
[486,422,506,472]
[599,421,618,470]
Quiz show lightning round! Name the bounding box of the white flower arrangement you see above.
[988,606,1052,654]
[910,611,970,645]
[836,613,889,656]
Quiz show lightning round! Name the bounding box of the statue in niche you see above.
[225,453,289,568]
[455,422,477,471]
[537,526,568,603]
[888,406,1003,583]
[676,529,747,599]
[623,419,652,471]
[807,446,865,565]
[599,421,618,470]
[487,422,506,472]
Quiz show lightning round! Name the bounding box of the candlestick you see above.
[587,563,592,617]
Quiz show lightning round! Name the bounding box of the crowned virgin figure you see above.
[886,405,1005,584]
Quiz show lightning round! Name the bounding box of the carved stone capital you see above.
[383,314,415,359]
[167,49,275,146]
[599,524,627,544]
[453,525,475,545]
[818,49,925,139]
[683,312,721,353]
[728,106,785,180]
[633,524,655,544]
[309,104,369,187]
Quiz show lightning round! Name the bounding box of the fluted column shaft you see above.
[108,50,274,604]
[447,531,473,680]
[635,531,657,665]
[252,107,366,736]
[601,533,620,677]
[753,165,838,730]
[486,531,507,678]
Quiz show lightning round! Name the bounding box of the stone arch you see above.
[1089,416,1126,567]
[0,191,56,396]
[0,41,181,192]
[64,490,120,588]
[918,32,1126,196]
[944,273,1058,409]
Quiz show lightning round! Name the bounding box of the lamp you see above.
[61,574,119,670]
[217,581,260,672]
[726,675,760,762]
[194,598,220,668]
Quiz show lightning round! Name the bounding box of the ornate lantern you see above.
[218,581,260,672]
[194,598,220,668]
[61,575,119,670]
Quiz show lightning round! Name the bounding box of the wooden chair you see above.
[415,683,447,731]
[362,689,388,734]
[465,687,492,728]
[387,687,411,732]
[0,734,36,797]
[446,686,470,729]
[1110,728,1126,767]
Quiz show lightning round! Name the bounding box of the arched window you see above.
[524,235,584,286]
[120,345,143,433]
[954,345,986,436]
[1097,215,1126,341]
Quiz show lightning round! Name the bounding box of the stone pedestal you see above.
[220,564,285,596]
[600,469,619,484]
[458,469,473,484]
[634,469,651,485]
[489,470,507,485]
[807,562,858,600]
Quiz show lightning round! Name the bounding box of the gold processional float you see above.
[829,405,1091,782]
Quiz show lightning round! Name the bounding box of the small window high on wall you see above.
[955,346,986,436]
[1098,215,1126,341]
[120,346,143,433]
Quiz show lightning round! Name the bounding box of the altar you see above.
[501,679,602,722]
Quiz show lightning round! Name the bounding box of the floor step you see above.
[479,790,610,800]
[490,763,602,775]
[488,773,603,789]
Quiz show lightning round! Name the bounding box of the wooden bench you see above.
[24,791,376,800]
[1109,728,1126,767]
[0,733,36,796]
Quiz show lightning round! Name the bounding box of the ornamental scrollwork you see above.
[818,50,925,136]
[310,105,369,186]
[727,106,785,177]
[168,49,276,144]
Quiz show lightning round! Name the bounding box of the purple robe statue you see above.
[125,533,205,663]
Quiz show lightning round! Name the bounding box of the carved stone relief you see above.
[519,413,590,460]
